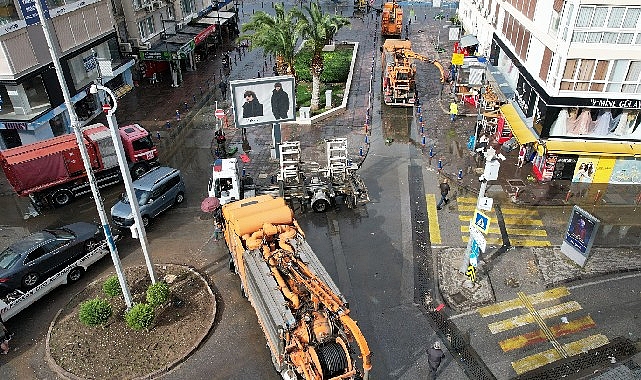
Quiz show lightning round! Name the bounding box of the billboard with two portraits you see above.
[229,75,296,128]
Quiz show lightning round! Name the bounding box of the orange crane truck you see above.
[381,1,402,37]
[222,195,372,380]
[382,39,449,106]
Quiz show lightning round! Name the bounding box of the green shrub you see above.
[102,275,122,298]
[294,46,352,83]
[78,298,112,327]
[125,303,155,331]
[146,281,170,308]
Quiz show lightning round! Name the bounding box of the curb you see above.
[44,264,217,380]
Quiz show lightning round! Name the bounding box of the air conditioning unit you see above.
[119,42,133,53]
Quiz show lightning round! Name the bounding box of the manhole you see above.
[451,292,468,304]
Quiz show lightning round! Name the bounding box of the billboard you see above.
[560,206,600,267]
[229,76,296,128]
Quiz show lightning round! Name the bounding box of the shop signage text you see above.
[589,98,641,109]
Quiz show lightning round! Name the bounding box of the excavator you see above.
[382,39,449,106]
[381,1,402,38]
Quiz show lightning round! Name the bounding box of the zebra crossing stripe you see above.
[488,301,582,334]
[498,315,596,352]
[426,194,441,244]
[478,287,570,317]
[459,225,548,236]
[511,334,609,375]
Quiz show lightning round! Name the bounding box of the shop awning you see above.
[545,139,641,157]
[460,34,479,48]
[499,103,538,144]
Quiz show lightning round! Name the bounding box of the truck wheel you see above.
[175,192,185,204]
[22,272,40,288]
[51,189,74,207]
[312,199,330,213]
[132,164,148,179]
[67,267,84,283]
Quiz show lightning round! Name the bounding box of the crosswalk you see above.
[477,287,609,375]
[456,196,551,247]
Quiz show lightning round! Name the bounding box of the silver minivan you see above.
[111,166,185,228]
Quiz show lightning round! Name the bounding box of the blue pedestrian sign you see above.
[472,210,490,234]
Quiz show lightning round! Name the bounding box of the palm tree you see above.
[238,3,301,77]
[292,2,350,111]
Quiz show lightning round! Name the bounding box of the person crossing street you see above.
[427,341,445,379]
[436,178,450,210]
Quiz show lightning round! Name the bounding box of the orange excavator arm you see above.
[398,48,449,83]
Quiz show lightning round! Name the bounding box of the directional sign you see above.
[472,210,490,234]
[215,109,225,119]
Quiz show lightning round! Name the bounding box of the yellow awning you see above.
[545,140,641,157]
[499,104,538,144]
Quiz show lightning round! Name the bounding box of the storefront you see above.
[139,38,196,87]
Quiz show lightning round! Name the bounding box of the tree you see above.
[238,3,301,77]
[292,2,350,111]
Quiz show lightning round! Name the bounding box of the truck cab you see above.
[118,124,158,178]
[208,158,252,205]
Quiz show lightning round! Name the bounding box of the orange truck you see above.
[381,1,402,37]
[222,195,372,379]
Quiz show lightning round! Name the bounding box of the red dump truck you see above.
[0,123,158,209]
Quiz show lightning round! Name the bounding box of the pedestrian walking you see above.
[213,222,223,242]
[219,79,228,99]
[175,109,181,121]
[427,341,445,379]
[449,102,458,122]
[436,178,450,210]
[1,315,12,355]
[517,144,527,167]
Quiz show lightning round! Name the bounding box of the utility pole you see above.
[34,0,133,307]
[459,146,505,274]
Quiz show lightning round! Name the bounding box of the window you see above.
[576,7,593,27]
[602,32,618,44]
[42,239,69,252]
[0,0,19,25]
[138,16,156,39]
[608,7,625,28]
[0,76,51,120]
[590,7,608,27]
[181,0,195,15]
[549,11,560,37]
[622,8,640,28]
[618,33,634,44]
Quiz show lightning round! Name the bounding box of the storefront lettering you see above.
[589,98,641,109]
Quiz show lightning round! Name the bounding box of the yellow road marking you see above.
[426,194,441,244]
[458,215,543,226]
[478,287,570,317]
[510,240,552,247]
[488,301,582,334]
[511,334,609,375]
[462,236,503,245]
[499,315,596,352]
[459,226,548,236]
[457,204,540,216]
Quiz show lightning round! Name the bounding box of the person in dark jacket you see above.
[271,82,290,119]
[436,178,450,210]
[427,341,445,379]
[242,90,263,118]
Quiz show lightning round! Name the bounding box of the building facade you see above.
[458,0,641,192]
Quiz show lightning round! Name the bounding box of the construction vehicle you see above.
[0,123,158,210]
[382,39,449,106]
[221,194,372,379]
[208,138,369,213]
[381,1,402,38]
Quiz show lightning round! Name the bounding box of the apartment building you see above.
[0,0,237,150]
[458,0,641,189]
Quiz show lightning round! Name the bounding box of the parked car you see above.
[111,166,186,229]
[0,222,104,296]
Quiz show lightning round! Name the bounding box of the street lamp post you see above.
[91,84,157,284]
[33,0,133,307]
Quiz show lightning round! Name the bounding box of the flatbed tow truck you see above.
[0,242,109,321]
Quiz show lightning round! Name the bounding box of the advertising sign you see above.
[229,76,296,128]
[560,206,600,267]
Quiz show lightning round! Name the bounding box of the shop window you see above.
[0,0,18,25]
[0,76,51,120]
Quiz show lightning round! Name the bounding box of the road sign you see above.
[215,108,225,119]
[469,227,487,253]
[472,210,490,234]
[470,239,479,267]
[102,104,111,113]
[478,196,493,211]
[466,265,476,282]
